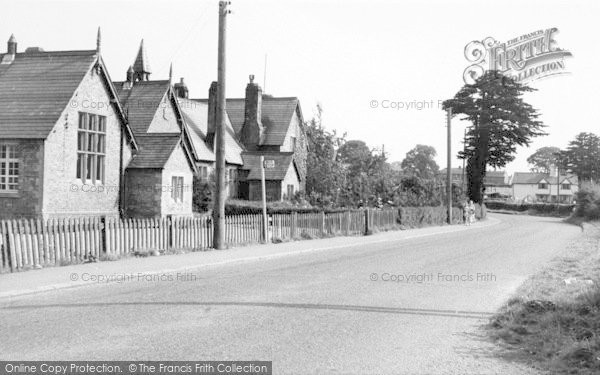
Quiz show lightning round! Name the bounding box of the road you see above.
[0,214,581,374]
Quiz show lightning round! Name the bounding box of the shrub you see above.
[193,176,214,213]
[574,182,600,220]
[225,199,346,215]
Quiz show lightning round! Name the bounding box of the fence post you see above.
[364,209,370,235]
[320,211,325,236]
[291,212,297,239]
[100,216,107,254]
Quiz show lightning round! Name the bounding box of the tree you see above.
[304,105,347,206]
[527,146,561,173]
[400,144,439,179]
[558,132,600,184]
[443,71,546,203]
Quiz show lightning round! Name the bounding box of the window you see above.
[561,183,571,190]
[228,168,236,195]
[200,166,208,181]
[538,183,548,189]
[171,176,184,202]
[0,144,19,192]
[287,184,294,199]
[77,112,106,183]
[291,136,297,151]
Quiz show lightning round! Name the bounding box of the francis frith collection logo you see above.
[463,28,572,84]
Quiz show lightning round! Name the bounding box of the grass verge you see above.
[487,221,600,374]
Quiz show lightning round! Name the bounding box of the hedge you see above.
[397,204,485,227]
[485,201,574,217]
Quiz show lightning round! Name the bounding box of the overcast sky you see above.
[2,0,598,173]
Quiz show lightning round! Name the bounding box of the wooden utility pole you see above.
[446,108,452,224]
[213,1,231,250]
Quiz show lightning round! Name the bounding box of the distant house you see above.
[114,41,197,218]
[176,75,308,202]
[438,167,465,186]
[0,33,137,219]
[176,81,244,198]
[484,170,511,199]
[227,76,307,201]
[511,170,578,203]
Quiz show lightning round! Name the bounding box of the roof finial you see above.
[96,27,101,54]
[132,39,151,81]
[169,62,173,84]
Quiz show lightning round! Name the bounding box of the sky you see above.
[1,0,598,173]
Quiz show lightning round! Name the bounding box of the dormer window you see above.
[538,183,548,189]
[561,183,571,190]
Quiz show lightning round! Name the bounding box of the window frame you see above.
[171,176,184,203]
[0,143,20,194]
[77,112,106,184]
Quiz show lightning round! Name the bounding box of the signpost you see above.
[260,156,274,243]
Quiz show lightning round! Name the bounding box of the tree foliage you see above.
[527,146,561,173]
[400,144,439,179]
[304,105,347,207]
[558,132,600,183]
[443,71,546,203]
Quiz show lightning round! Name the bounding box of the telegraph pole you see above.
[213,1,231,250]
[446,108,452,224]
[260,156,268,243]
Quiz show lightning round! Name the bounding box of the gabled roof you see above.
[225,97,300,146]
[114,80,171,135]
[438,168,464,175]
[512,172,548,184]
[512,172,578,185]
[241,151,296,181]
[178,98,244,165]
[484,171,508,186]
[127,134,180,169]
[0,50,96,138]
[560,176,578,184]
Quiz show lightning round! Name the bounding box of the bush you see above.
[574,182,600,220]
[193,176,214,213]
[225,199,347,215]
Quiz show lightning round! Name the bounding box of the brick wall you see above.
[0,139,44,219]
[124,169,162,217]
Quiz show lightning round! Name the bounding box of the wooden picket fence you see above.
[0,209,400,273]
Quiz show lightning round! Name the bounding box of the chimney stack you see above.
[7,34,16,55]
[174,77,189,99]
[1,34,17,64]
[240,74,264,149]
[123,65,135,89]
[207,81,218,141]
